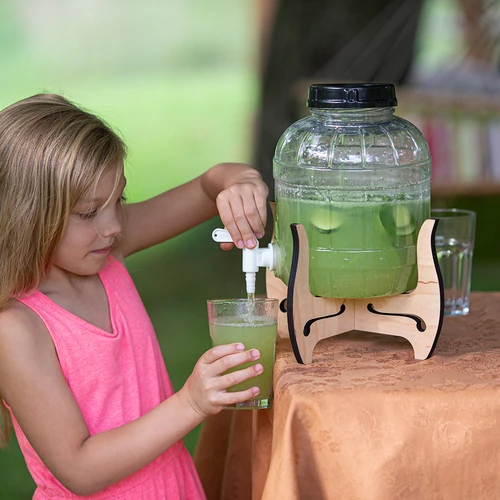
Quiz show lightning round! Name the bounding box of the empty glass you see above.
[431,209,476,316]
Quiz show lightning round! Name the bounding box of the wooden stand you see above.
[266,219,444,364]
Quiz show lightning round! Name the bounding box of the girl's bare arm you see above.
[119,163,268,257]
[0,303,261,496]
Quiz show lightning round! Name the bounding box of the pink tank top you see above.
[11,256,206,500]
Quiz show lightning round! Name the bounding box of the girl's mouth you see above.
[91,246,112,255]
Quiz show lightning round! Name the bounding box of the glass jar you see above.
[273,83,431,299]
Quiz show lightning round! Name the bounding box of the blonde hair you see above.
[0,93,126,447]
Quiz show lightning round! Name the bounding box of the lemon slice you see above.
[380,205,415,235]
[394,206,411,227]
[394,206,415,235]
[311,209,343,233]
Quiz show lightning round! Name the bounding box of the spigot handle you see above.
[212,228,234,243]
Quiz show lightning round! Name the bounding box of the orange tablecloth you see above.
[194,292,500,499]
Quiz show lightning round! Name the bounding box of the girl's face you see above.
[52,168,126,277]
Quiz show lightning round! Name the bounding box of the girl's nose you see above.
[97,209,122,238]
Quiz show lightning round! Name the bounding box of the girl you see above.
[0,93,269,499]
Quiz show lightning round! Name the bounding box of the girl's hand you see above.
[178,343,263,418]
[201,163,269,250]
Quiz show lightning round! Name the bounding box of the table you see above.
[194,292,500,500]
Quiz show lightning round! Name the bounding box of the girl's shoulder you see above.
[0,300,53,357]
[0,299,41,329]
[0,300,57,406]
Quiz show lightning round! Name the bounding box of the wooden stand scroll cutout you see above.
[266,219,444,364]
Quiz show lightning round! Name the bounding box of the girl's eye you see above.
[78,210,98,220]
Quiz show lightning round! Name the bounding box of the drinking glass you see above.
[431,209,476,316]
[207,298,278,409]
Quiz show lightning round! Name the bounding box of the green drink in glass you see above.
[207,298,278,409]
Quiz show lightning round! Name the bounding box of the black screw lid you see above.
[307,83,397,109]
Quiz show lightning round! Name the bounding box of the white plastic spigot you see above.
[212,228,277,294]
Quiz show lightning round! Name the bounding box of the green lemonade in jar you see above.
[275,195,429,298]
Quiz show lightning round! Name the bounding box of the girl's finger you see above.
[224,196,257,249]
[216,195,244,249]
[254,192,268,231]
[240,192,265,237]
[212,348,261,377]
[216,362,263,391]
[220,386,261,406]
[219,242,234,251]
[201,343,246,364]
